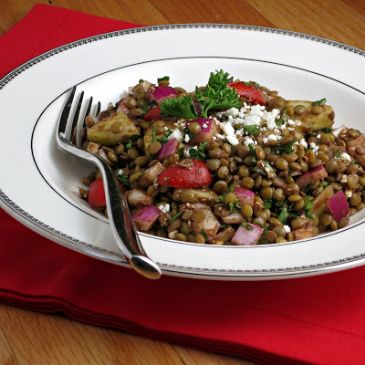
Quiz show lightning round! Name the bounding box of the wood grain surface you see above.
[1,1,364,364]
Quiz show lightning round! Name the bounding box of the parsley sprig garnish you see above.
[159,70,241,119]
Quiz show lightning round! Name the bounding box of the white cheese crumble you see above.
[184,133,190,143]
[221,122,239,145]
[345,190,353,198]
[340,152,351,161]
[309,143,319,153]
[283,225,291,233]
[340,175,348,184]
[263,109,280,129]
[243,136,257,146]
[300,138,308,149]
[263,134,282,144]
[158,203,170,213]
[168,128,183,142]
[117,169,123,176]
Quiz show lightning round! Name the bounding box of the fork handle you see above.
[93,155,162,280]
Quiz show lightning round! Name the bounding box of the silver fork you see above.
[56,86,162,279]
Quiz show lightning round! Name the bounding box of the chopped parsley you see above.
[248,143,256,155]
[278,206,289,223]
[241,222,254,231]
[228,201,241,212]
[158,130,173,144]
[272,140,296,155]
[200,229,209,240]
[170,211,183,223]
[189,142,207,160]
[243,124,260,136]
[322,128,332,133]
[117,174,130,187]
[158,76,170,83]
[125,135,140,150]
[312,98,327,106]
[275,113,288,127]
[264,200,273,209]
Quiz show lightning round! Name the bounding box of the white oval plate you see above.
[1,25,365,280]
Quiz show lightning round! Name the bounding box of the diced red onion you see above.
[153,86,177,102]
[234,187,255,207]
[296,165,328,188]
[231,224,263,245]
[158,138,178,160]
[326,190,350,221]
[133,205,160,231]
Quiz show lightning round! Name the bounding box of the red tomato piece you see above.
[87,178,106,209]
[228,81,266,105]
[144,106,161,121]
[158,160,212,188]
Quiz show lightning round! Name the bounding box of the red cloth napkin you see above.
[1,5,365,365]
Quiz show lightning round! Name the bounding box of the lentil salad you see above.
[80,70,365,245]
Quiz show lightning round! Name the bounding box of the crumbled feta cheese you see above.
[117,169,123,176]
[263,108,280,129]
[263,134,282,144]
[243,136,256,146]
[221,122,239,145]
[283,225,291,233]
[287,119,295,126]
[159,203,170,213]
[345,190,353,198]
[300,138,308,149]
[316,134,321,139]
[340,152,351,161]
[340,175,348,184]
[216,133,225,140]
[309,143,319,153]
[184,133,190,143]
[168,129,183,142]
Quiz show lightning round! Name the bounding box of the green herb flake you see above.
[278,206,289,223]
[138,79,144,84]
[322,128,333,133]
[125,135,139,150]
[170,211,183,223]
[312,98,327,106]
[275,113,289,127]
[321,181,330,188]
[229,201,241,212]
[241,222,254,231]
[158,130,173,144]
[272,140,296,155]
[248,143,256,155]
[157,76,170,83]
[216,195,225,203]
[264,200,273,209]
[117,174,130,187]
[189,142,207,160]
[177,147,184,158]
[200,229,209,240]
[243,124,260,136]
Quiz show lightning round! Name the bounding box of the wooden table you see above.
[1,1,364,364]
